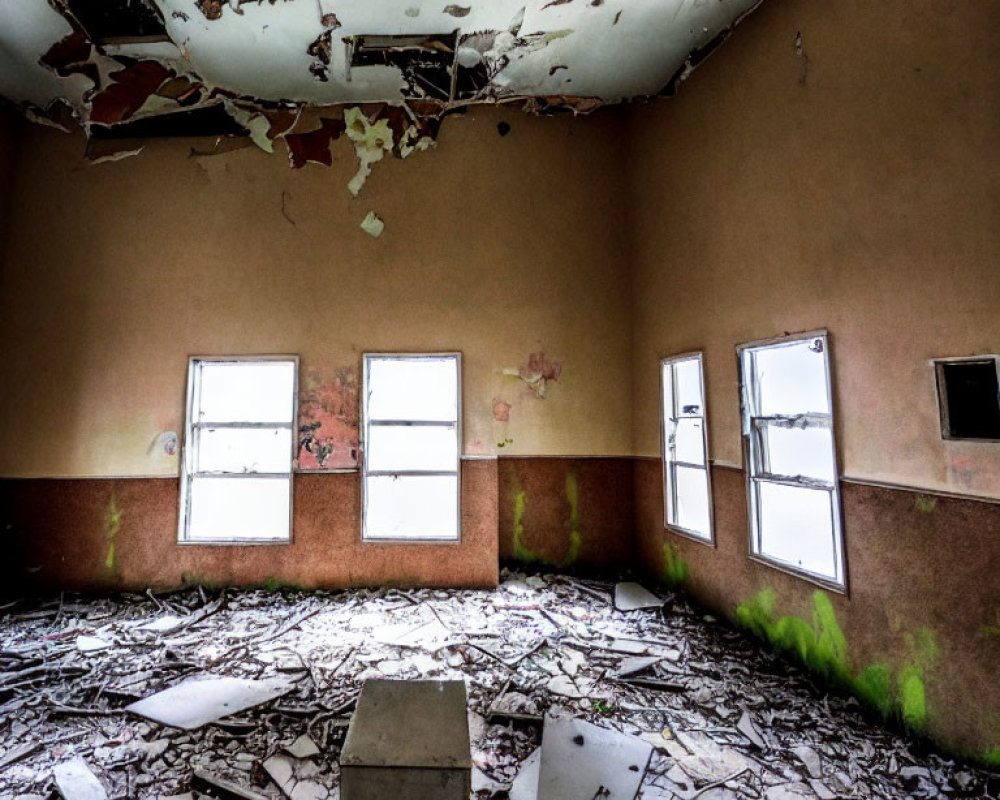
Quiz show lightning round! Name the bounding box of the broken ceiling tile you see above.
[74,634,110,652]
[508,747,541,800]
[191,768,271,800]
[614,581,664,612]
[125,675,293,730]
[736,710,767,750]
[285,734,321,759]
[764,784,820,800]
[536,715,652,800]
[52,758,108,800]
[616,656,661,678]
[791,744,823,779]
[674,730,755,785]
[360,211,385,238]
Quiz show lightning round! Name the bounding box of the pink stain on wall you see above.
[297,367,360,470]
[492,398,512,422]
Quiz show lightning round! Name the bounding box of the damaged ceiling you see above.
[1,0,762,157]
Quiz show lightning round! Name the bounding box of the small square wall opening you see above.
[934,357,1000,441]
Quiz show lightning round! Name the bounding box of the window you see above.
[738,333,845,587]
[934,356,1000,441]
[179,357,297,543]
[362,354,460,541]
[661,353,713,542]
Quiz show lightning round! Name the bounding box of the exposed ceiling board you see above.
[0,0,764,151]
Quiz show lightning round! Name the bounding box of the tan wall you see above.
[0,106,21,270]
[0,107,633,478]
[628,0,1000,498]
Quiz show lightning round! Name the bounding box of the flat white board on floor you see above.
[52,757,107,800]
[614,582,664,612]
[125,676,293,730]
[537,715,652,800]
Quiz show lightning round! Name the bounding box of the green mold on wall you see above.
[512,489,542,563]
[560,473,582,568]
[104,496,121,573]
[734,588,937,733]
[662,542,690,587]
[914,495,938,514]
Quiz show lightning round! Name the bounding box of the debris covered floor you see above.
[1,573,996,800]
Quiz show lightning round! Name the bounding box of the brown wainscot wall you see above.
[0,459,498,594]
[634,457,1000,761]
[497,456,634,571]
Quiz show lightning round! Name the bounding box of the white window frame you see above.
[178,355,298,544]
[361,353,461,542]
[660,352,714,544]
[737,331,846,589]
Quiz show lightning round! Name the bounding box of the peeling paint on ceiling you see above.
[0,0,763,162]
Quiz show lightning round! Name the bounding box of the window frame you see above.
[361,352,462,543]
[660,352,715,545]
[932,355,1000,442]
[178,355,298,545]
[737,331,847,591]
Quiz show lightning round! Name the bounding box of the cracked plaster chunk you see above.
[344,107,392,195]
[360,211,385,238]
[52,758,108,800]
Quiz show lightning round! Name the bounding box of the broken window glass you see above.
[739,333,845,586]
[661,354,713,542]
[362,354,461,541]
[179,357,297,543]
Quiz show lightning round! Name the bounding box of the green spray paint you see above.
[734,588,937,732]
[914,495,938,514]
[104,496,121,572]
[512,490,541,563]
[560,473,582,568]
[662,542,690,587]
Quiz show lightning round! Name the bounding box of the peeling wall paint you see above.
[504,350,562,398]
[296,367,359,470]
[1,0,763,159]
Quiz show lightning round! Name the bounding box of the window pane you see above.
[187,477,290,540]
[755,482,837,580]
[754,339,830,416]
[198,362,295,423]
[365,475,459,540]
[674,358,703,415]
[760,423,835,483]
[366,357,458,421]
[675,465,710,537]
[366,424,457,472]
[196,427,292,474]
[674,417,705,466]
